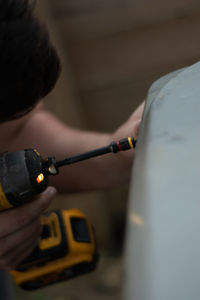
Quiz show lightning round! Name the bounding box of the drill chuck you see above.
[0,149,48,209]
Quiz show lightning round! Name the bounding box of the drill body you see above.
[0,137,136,288]
[0,149,98,289]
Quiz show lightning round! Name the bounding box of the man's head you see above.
[0,0,61,122]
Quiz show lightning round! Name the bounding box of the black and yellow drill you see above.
[0,137,136,289]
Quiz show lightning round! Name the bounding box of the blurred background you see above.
[15,0,200,299]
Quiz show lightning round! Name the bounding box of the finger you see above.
[133,119,141,139]
[129,101,145,122]
[0,186,56,238]
[0,229,40,270]
[0,218,41,259]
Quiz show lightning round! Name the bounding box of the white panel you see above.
[124,62,200,299]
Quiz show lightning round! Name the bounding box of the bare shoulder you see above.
[0,103,43,151]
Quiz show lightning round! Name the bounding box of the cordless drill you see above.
[0,137,136,210]
[0,137,136,289]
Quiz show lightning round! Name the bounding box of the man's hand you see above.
[112,102,145,141]
[103,102,144,184]
[0,186,56,270]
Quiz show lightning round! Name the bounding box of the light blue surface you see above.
[124,62,200,300]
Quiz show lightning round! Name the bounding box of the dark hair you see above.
[0,0,61,122]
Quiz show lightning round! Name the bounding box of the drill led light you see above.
[36,173,44,184]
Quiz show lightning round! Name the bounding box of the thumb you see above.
[133,119,141,139]
[40,186,57,208]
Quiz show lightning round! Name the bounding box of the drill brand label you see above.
[0,184,12,210]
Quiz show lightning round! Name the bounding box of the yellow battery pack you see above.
[10,209,98,290]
